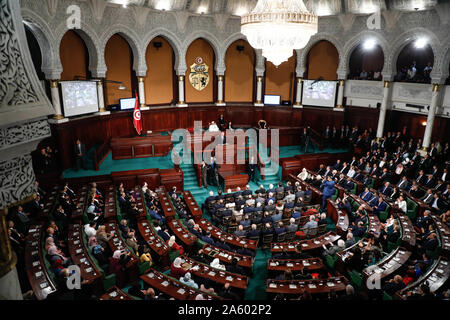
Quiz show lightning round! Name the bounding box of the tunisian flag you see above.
[133,93,143,135]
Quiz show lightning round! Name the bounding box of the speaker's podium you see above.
[110,133,172,160]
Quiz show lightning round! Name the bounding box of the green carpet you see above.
[245,249,271,300]
[63,152,175,179]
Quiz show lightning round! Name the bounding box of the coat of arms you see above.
[189,57,209,91]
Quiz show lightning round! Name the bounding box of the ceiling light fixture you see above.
[241,0,318,67]
[363,39,376,50]
[414,37,427,49]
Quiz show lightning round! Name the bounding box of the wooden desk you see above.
[158,192,176,221]
[367,214,381,238]
[271,232,341,253]
[267,258,323,273]
[100,286,134,300]
[103,186,116,221]
[25,225,57,300]
[398,215,416,250]
[326,199,348,230]
[336,238,370,274]
[396,256,449,298]
[219,169,249,192]
[168,219,197,250]
[432,216,450,257]
[141,269,223,300]
[38,185,59,221]
[179,256,249,290]
[266,276,348,295]
[202,244,253,270]
[67,224,103,288]
[362,247,411,288]
[182,190,203,221]
[137,220,170,266]
[104,221,139,280]
[198,218,258,251]
[111,135,172,160]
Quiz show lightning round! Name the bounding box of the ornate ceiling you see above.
[105,0,440,16]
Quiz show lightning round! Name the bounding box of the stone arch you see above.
[220,33,251,73]
[433,34,450,82]
[182,30,223,74]
[342,31,389,78]
[142,28,183,75]
[54,20,104,77]
[21,9,61,79]
[387,27,441,80]
[100,25,145,76]
[298,33,344,78]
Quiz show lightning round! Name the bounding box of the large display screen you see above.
[120,98,136,110]
[60,81,99,117]
[264,95,281,105]
[302,80,337,108]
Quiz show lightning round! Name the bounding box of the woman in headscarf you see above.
[210,258,225,271]
[88,236,98,249]
[170,257,187,278]
[109,250,127,288]
[167,236,184,255]
[179,272,198,289]
[297,168,309,181]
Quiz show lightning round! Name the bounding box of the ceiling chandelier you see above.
[241,0,318,66]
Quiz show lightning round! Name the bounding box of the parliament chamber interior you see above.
[2,0,450,306]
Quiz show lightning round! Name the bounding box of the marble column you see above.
[333,79,345,111]
[255,76,264,107]
[177,75,187,107]
[294,77,303,108]
[422,83,441,151]
[216,75,226,106]
[137,76,147,109]
[95,79,110,115]
[49,80,65,120]
[376,80,391,138]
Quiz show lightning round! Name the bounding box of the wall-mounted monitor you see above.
[60,81,99,117]
[119,97,136,110]
[264,95,281,106]
[302,80,337,108]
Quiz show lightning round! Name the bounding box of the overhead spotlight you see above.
[421,121,427,126]
[363,39,376,50]
[198,6,207,14]
[414,38,427,49]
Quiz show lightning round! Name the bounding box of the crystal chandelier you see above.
[241,0,318,66]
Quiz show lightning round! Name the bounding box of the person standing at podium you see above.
[73,139,86,171]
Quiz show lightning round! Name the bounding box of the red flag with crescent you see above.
[133,93,142,135]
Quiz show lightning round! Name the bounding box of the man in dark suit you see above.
[200,161,209,188]
[434,179,446,193]
[397,176,410,191]
[415,170,426,185]
[360,187,373,202]
[373,196,387,216]
[379,168,391,182]
[424,174,436,189]
[157,226,171,242]
[420,189,434,205]
[379,182,393,196]
[247,156,257,183]
[74,139,87,171]
[247,224,261,239]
